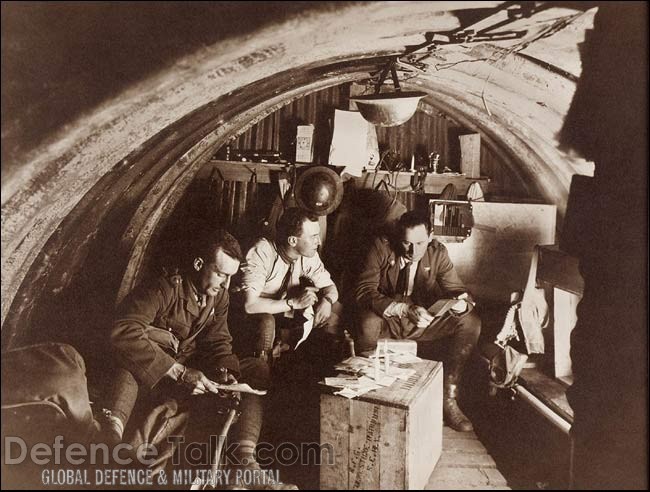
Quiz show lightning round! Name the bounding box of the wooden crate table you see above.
[320,360,443,490]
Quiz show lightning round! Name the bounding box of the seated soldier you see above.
[239,208,340,360]
[101,229,297,489]
[354,210,481,432]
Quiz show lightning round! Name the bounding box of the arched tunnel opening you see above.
[2,2,647,490]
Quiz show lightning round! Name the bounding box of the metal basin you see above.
[350,91,426,127]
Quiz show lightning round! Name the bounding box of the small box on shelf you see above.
[296,125,315,163]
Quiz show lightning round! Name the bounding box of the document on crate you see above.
[325,373,384,399]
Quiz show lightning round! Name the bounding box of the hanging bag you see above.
[518,246,548,354]
[486,300,528,389]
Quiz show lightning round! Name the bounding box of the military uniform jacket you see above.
[355,237,470,317]
[111,273,239,388]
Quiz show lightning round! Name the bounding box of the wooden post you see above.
[459,133,481,178]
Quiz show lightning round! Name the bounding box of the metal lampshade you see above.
[350,91,426,127]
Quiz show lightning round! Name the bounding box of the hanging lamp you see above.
[350,57,426,127]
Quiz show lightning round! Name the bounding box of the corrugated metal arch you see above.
[1,2,593,345]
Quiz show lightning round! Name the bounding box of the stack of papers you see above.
[335,387,374,399]
[324,353,419,399]
[360,373,397,386]
[324,376,361,388]
[326,375,383,399]
[334,356,373,375]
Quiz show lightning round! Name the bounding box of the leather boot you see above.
[93,408,124,446]
[443,377,473,432]
[443,340,475,432]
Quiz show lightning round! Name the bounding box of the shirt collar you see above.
[277,244,297,265]
[186,278,207,308]
[399,256,419,269]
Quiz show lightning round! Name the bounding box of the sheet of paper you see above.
[334,387,360,399]
[360,370,397,386]
[329,110,376,177]
[335,356,373,374]
[428,298,459,317]
[356,375,383,389]
[212,383,267,395]
[355,378,383,394]
[365,124,380,170]
[325,376,361,388]
[294,306,314,349]
[334,387,376,399]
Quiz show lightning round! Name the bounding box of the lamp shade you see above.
[350,91,426,127]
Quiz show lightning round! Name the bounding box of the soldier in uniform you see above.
[101,229,297,489]
[355,211,481,432]
[238,207,340,359]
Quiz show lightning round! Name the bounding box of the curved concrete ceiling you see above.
[1,2,596,341]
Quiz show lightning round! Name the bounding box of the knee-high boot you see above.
[443,342,474,432]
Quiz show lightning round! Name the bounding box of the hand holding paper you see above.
[210,382,267,396]
[407,305,434,328]
[428,298,464,317]
[450,299,468,314]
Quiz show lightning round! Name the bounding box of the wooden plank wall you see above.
[230,85,349,166]
[480,142,528,198]
[375,110,456,169]
[226,83,527,186]
[179,83,530,238]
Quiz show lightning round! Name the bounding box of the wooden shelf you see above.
[537,244,584,296]
[205,159,308,183]
[351,169,490,195]
[205,159,490,195]
[519,368,574,424]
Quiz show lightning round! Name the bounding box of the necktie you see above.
[196,294,207,309]
[396,262,411,298]
[280,261,295,300]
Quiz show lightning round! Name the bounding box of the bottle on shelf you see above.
[428,152,440,173]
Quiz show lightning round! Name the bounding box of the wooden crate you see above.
[445,202,556,302]
[459,133,481,178]
[320,360,443,490]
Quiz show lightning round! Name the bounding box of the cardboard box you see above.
[459,133,481,178]
[320,360,443,490]
[296,124,315,163]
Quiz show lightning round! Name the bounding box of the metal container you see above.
[350,91,426,127]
